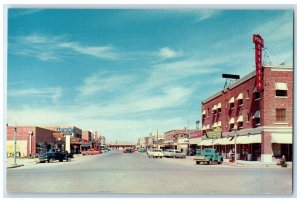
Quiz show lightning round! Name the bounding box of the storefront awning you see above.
[252,110,260,119]
[236,115,244,123]
[236,134,261,144]
[275,82,288,90]
[189,137,203,145]
[202,110,206,115]
[217,103,221,109]
[222,137,235,145]
[229,117,235,124]
[229,97,235,103]
[272,133,292,144]
[198,139,213,146]
[236,93,243,100]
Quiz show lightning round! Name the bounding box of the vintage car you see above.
[194,148,223,165]
[37,151,70,163]
[82,149,101,156]
[147,149,164,158]
[123,148,134,153]
[163,149,186,158]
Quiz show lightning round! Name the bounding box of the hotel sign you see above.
[204,127,222,139]
[253,34,264,92]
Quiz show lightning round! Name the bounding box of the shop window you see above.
[276,108,286,123]
[276,90,287,97]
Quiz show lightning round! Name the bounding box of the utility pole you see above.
[14,126,17,165]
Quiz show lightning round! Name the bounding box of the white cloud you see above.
[194,10,222,22]
[77,73,136,96]
[58,42,118,59]
[159,47,181,59]
[10,34,119,61]
[8,87,62,103]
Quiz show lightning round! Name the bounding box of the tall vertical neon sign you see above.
[253,34,264,92]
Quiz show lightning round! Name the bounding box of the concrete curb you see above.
[7,164,24,169]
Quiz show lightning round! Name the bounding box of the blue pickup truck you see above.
[194,148,223,165]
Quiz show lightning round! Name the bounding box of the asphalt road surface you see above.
[5,150,293,196]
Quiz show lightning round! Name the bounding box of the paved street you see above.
[5,150,292,196]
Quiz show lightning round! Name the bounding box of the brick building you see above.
[200,65,293,163]
[6,126,55,158]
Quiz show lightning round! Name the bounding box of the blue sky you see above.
[7,9,294,143]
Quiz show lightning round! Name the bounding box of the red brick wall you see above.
[7,126,55,157]
[262,68,293,127]
[202,73,260,133]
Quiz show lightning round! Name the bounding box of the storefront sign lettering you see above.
[253,34,264,92]
[204,127,222,139]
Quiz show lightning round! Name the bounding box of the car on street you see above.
[123,148,134,153]
[194,148,223,165]
[147,149,164,158]
[82,149,101,155]
[137,148,146,152]
[163,149,186,158]
[37,151,70,163]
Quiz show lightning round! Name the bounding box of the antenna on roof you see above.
[263,48,272,66]
[222,74,240,89]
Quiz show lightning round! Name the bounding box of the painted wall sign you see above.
[204,127,222,139]
[253,34,264,92]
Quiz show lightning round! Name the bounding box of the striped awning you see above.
[252,110,260,119]
[229,117,235,124]
[236,115,244,123]
[229,97,235,103]
[212,122,218,128]
[236,93,243,100]
[275,82,288,90]
[212,105,217,111]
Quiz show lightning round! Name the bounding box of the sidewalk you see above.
[186,156,292,168]
[6,157,38,168]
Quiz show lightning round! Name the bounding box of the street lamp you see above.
[232,124,238,165]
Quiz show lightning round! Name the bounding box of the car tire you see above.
[196,161,200,165]
[49,158,54,163]
[209,159,212,165]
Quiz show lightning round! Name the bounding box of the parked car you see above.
[194,148,223,165]
[147,149,164,158]
[82,149,101,155]
[163,149,186,158]
[37,151,69,163]
[123,148,134,153]
[137,148,146,153]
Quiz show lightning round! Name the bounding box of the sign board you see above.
[57,127,74,133]
[204,127,222,139]
[177,138,189,144]
[253,34,264,92]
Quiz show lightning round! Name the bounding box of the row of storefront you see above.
[6,125,105,158]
